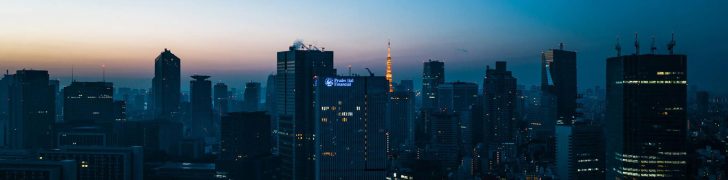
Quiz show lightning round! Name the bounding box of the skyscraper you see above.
[314,75,388,179]
[275,41,336,180]
[214,82,229,115]
[437,82,478,113]
[63,82,114,124]
[541,43,577,127]
[605,50,688,178]
[386,40,393,93]
[219,111,273,180]
[422,60,445,110]
[388,80,416,150]
[153,48,181,121]
[482,61,517,145]
[7,70,55,149]
[189,75,213,139]
[244,81,261,112]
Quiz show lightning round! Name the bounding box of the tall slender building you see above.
[153,49,181,121]
[422,60,445,110]
[541,43,577,127]
[275,41,336,180]
[605,44,688,178]
[315,76,388,179]
[7,70,56,149]
[189,75,212,139]
[386,40,393,92]
[482,61,517,145]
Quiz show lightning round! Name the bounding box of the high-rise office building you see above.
[214,83,229,115]
[38,146,144,180]
[153,48,181,121]
[422,60,445,110]
[275,42,336,180]
[437,82,478,113]
[428,112,462,172]
[554,123,604,180]
[7,70,56,149]
[0,73,13,146]
[482,62,517,145]
[63,82,114,124]
[244,81,261,112]
[541,44,577,127]
[189,75,213,138]
[605,51,688,178]
[315,76,388,179]
[388,80,416,150]
[219,112,273,179]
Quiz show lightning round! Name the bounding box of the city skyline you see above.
[2,1,727,93]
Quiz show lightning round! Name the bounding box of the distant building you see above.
[605,53,688,178]
[422,60,445,110]
[7,70,56,150]
[213,83,229,115]
[38,146,144,180]
[243,82,261,112]
[153,48,181,121]
[0,160,77,180]
[275,42,336,180]
[315,76,388,179]
[437,82,478,113]
[63,82,114,124]
[189,75,213,139]
[219,111,273,180]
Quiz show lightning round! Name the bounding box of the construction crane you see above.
[365,68,374,77]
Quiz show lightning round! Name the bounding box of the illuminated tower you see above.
[386,40,393,92]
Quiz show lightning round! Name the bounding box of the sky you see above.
[1,1,727,93]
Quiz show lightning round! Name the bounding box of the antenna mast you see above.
[634,33,640,55]
[102,64,106,82]
[667,33,676,55]
[615,36,622,56]
[650,36,657,54]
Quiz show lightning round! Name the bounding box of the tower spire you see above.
[386,39,393,92]
[615,36,622,56]
[634,33,640,55]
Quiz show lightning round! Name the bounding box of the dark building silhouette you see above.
[541,44,578,127]
[7,70,56,150]
[153,48,181,121]
[214,82,229,115]
[244,81,261,112]
[428,112,462,172]
[388,80,416,151]
[63,82,114,124]
[219,111,274,180]
[0,73,13,146]
[0,159,78,180]
[554,123,604,180]
[422,60,445,110]
[437,82,478,113]
[38,146,143,180]
[605,53,688,178]
[315,76,388,179]
[265,74,278,153]
[275,41,336,180]
[113,101,126,122]
[482,61,517,145]
[189,75,213,139]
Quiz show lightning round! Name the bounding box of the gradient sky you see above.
[1,1,727,93]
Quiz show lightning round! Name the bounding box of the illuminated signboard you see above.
[325,78,354,87]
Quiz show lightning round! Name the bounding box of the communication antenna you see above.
[348,65,352,76]
[650,36,657,54]
[102,64,106,82]
[667,33,676,55]
[634,33,640,55]
[615,36,622,56]
[71,65,75,82]
[559,42,564,50]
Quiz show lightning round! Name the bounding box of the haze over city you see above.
[2,1,727,92]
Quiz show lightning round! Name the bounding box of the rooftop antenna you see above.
[559,42,564,50]
[667,33,676,55]
[615,36,622,56]
[650,36,657,54]
[634,33,640,55]
[5,69,8,75]
[71,65,75,82]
